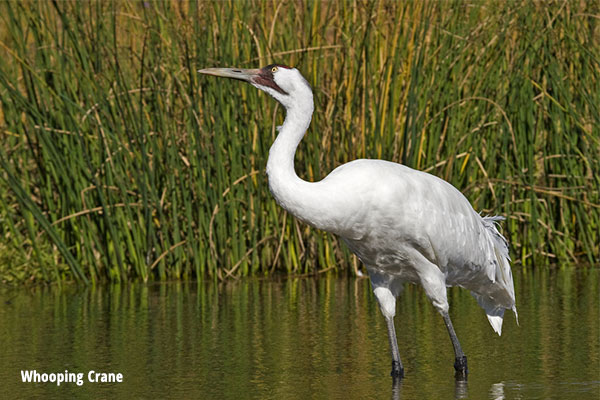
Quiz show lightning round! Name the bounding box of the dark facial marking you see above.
[255,65,289,95]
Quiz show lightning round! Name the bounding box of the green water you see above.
[1,267,598,399]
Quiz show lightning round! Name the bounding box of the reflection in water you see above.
[489,382,505,400]
[391,377,402,400]
[0,267,598,399]
[455,379,468,399]
[390,377,469,400]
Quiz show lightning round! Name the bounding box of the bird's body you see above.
[275,157,511,299]
[329,161,510,289]
[199,64,517,379]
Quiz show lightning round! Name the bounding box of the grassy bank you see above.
[0,1,598,284]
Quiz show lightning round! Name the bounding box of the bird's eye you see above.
[271,66,278,73]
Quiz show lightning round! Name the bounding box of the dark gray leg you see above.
[385,316,404,378]
[442,311,468,380]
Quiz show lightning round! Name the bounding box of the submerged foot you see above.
[454,355,468,380]
[391,360,404,379]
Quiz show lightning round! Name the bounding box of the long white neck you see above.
[265,90,335,231]
[266,102,312,187]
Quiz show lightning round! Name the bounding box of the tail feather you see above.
[476,216,518,334]
[472,292,507,335]
[486,312,505,335]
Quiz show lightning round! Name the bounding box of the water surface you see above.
[1,267,598,399]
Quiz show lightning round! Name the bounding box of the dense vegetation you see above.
[0,1,598,285]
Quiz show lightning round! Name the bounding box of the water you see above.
[1,267,598,399]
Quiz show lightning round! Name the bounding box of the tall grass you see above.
[0,1,598,284]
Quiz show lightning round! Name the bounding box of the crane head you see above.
[198,64,312,109]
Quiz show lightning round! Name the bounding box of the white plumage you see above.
[199,64,517,379]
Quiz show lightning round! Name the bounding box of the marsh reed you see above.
[0,1,598,284]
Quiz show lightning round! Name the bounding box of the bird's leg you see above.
[372,286,404,378]
[441,311,468,380]
[385,316,404,379]
[413,265,467,378]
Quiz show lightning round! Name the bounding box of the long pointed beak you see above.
[198,67,261,83]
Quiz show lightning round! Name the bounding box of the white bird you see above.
[199,64,517,380]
